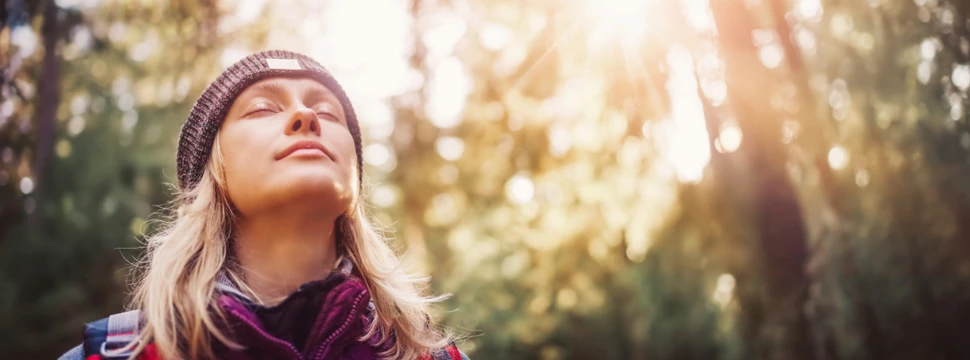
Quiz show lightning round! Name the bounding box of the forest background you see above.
[3,0,970,359]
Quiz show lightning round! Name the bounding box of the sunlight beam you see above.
[587,0,654,45]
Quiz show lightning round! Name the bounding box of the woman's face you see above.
[219,76,358,217]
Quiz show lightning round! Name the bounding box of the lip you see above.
[276,140,333,160]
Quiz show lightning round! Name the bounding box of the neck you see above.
[233,209,341,305]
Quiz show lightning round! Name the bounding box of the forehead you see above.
[238,76,335,98]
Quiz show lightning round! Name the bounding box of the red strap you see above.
[138,343,159,360]
[446,345,462,360]
[419,345,462,360]
[86,343,159,360]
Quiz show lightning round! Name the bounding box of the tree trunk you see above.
[32,0,62,223]
[709,1,816,359]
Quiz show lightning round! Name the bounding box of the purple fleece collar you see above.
[213,258,388,360]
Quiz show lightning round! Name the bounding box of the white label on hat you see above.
[266,58,302,70]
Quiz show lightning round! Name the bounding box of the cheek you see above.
[333,129,359,173]
[219,126,268,194]
[220,131,248,173]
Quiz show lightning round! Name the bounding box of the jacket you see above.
[59,259,467,360]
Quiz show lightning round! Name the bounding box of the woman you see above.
[60,50,467,360]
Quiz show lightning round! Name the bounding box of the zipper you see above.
[227,307,304,359]
[310,290,369,360]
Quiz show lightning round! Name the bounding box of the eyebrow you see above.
[249,82,288,98]
[247,82,337,104]
[304,87,339,105]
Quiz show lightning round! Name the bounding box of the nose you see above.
[285,108,321,136]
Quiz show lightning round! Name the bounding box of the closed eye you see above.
[316,111,339,121]
[248,109,273,116]
[244,106,276,118]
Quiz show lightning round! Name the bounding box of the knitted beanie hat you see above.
[176,50,362,191]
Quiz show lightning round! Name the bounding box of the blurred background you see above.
[3,0,970,358]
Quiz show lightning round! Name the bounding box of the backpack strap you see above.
[104,310,142,356]
[425,342,468,360]
[83,310,143,359]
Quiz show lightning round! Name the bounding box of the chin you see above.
[276,172,352,202]
[229,166,354,215]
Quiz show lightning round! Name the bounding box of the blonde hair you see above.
[128,139,450,359]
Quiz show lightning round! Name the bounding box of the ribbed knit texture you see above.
[176,50,362,191]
